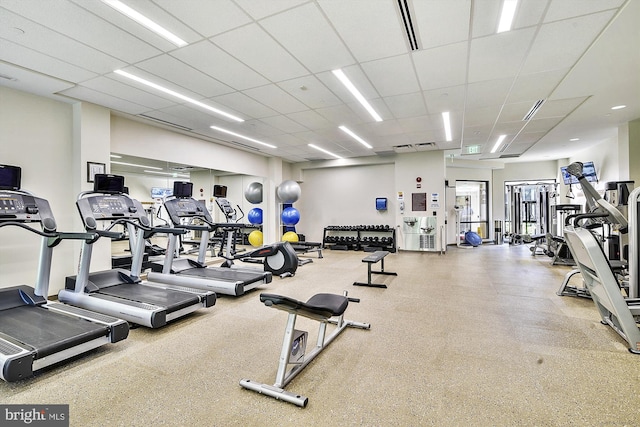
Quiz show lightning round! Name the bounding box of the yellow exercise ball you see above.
[248,230,263,247]
[282,231,299,243]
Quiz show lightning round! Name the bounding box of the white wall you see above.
[0,87,77,294]
[293,151,446,251]
[296,163,395,242]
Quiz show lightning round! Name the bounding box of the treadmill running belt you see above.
[98,283,200,313]
[180,267,265,284]
[0,306,109,358]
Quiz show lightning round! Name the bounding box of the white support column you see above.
[72,102,112,272]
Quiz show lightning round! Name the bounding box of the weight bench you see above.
[239,291,370,407]
[353,250,397,288]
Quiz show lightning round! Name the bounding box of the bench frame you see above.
[353,250,397,288]
[239,291,369,407]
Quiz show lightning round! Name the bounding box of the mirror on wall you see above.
[108,153,265,261]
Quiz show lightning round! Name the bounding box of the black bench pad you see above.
[260,293,348,320]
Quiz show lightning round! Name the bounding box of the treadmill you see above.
[147,181,272,297]
[59,175,215,328]
[0,164,129,382]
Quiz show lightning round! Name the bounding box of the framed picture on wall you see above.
[87,162,105,183]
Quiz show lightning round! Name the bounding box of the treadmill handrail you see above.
[0,221,111,244]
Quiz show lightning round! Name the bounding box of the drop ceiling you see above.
[1,0,638,163]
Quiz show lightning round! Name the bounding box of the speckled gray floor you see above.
[2,244,640,426]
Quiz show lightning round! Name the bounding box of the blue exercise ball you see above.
[247,208,263,225]
[281,207,300,226]
[245,182,263,204]
[276,180,301,204]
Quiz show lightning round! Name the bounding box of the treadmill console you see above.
[0,192,55,225]
[77,194,147,226]
[163,197,211,225]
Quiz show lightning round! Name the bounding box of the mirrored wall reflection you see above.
[108,153,265,257]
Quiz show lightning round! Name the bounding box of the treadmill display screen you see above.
[94,174,125,193]
[0,164,21,190]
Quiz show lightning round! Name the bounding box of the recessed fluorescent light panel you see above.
[309,144,342,159]
[114,70,243,122]
[497,0,518,33]
[210,126,276,149]
[491,134,507,153]
[332,69,383,122]
[442,112,452,142]
[339,126,373,149]
[611,105,626,110]
[102,0,188,47]
[111,161,162,170]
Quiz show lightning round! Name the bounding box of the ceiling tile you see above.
[211,92,278,119]
[0,61,75,97]
[470,0,502,38]
[278,75,343,109]
[413,41,468,90]
[81,76,177,109]
[361,54,420,97]
[463,105,502,127]
[506,68,569,104]
[59,86,149,114]
[544,0,625,22]
[465,78,514,109]
[243,84,308,114]
[71,0,202,47]
[423,85,467,114]
[288,110,334,130]
[260,2,355,73]
[534,97,587,119]
[136,55,234,98]
[234,0,308,20]
[318,0,408,62]
[383,92,427,119]
[513,0,549,29]
[0,8,126,73]
[3,0,162,62]
[522,11,616,74]
[153,0,251,37]
[468,27,536,83]
[413,0,471,49]
[171,40,269,90]
[499,101,538,122]
[258,115,308,134]
[212,24,309,82]
[0,38,97,83]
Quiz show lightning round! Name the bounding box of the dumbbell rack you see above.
[322,225,396,252]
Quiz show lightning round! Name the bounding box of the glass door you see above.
[455,181,489,241]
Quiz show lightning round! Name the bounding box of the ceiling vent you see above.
[499,154,520,159]
[138,114,191,131]
[397,0,419,51]
[415,142,436,151]
[229,140,260,151]
[393,144,416,153]
[522,99,545,121]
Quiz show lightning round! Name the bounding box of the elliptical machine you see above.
[214,192,298,278]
